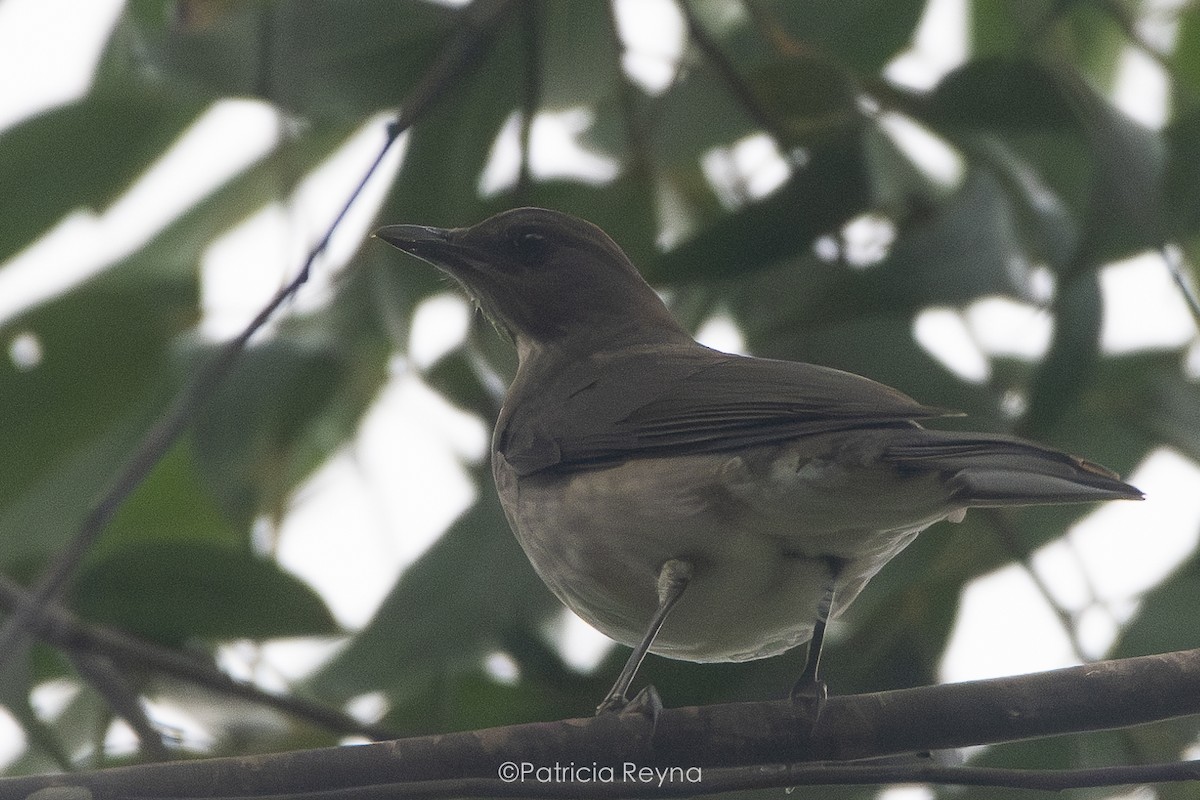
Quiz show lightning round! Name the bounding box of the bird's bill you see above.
[374,224,453,260]
[374,223,492,282]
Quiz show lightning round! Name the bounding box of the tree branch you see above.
[0,575,395,743]
[979,508,1092,661]
[0,0,519,675]
[4,648,1198,798]
[1162,242,1200,326]
[64,651,171,763]
[677,0,792,148]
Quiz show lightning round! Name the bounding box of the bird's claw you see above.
[789,677,828,728]
[596,685,663,726]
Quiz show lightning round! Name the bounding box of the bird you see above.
[375,207,1143,715]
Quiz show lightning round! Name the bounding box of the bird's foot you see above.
[788,676,828,728]
[596,685,663,723]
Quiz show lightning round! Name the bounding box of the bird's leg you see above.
[791,557,845,705]
[596,558,693,715]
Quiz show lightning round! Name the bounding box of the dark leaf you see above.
[1024,272,1102,437]
[653,126,871,281]
[73,538,339,646]
[871,168,1037,306]
[928,57,1165,266]
[190,323,380,529]
[306,471,557,711]
[0,87,204,265]
[768,0,927,76]
[125,0,454,119]
[0,120,357,568]
[1112,551,1200,660]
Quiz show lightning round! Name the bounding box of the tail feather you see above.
[883,430,1144,506]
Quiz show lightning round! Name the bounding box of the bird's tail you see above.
[883,430,1143,506]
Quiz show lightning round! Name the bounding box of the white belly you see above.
[493,434,962,662]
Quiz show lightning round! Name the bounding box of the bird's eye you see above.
[511,230,548,263]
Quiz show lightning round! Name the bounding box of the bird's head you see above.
[375,207,687,354]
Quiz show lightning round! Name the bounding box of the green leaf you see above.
[378,5,524,227]
[1027,350,1164,483]
[536,0,621,109]
[769,0,927,76]
[1144,366,1200,464]
[861,116,944,217]
[307,471,557,708]
[190,327,365,528]
[0,281,190,528]
[383,631,599,730]
[930,57,1079,132]
[967,0,1030,59]
[1172,3,1200,103]
[0,87,205,265]
[87,440,243,560]
[73,538,338,645]
[967,137,1080,270]
[1163,108,1200,239]
[0,120,358,569]
[1112,552,1200,659]
[746,56,860,148]
[649,60,759,168]
[0,415,152,572]
[652,126,871,281]
[1025,272,1102,435]
[1056,0,1128,91]
[927,57,1165,266]
[872,168,1037,306]
[124,0,454,119]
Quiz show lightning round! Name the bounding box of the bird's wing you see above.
[500,347,955,475]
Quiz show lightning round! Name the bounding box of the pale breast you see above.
[492,432,962,662]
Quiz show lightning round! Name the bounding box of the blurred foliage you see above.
[0,0,1198,795]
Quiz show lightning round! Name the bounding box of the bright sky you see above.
[2,0,1200,785]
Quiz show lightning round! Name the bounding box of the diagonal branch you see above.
[64,650,171,763]
[0,0,519,673]
[1161,242,1200,326]
[979,508,1092,662]
[0,575,395,742]
[676,0,792,148]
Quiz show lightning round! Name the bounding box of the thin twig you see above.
[742,0,807,58]
[0,140,395,667]
[1098,0,1176,77]
[0,0,519,672]
[516,0,539,199]
[980,508,1091,662]
[676,0,791,148]
[1161,242,1200,326]
[603,2,654,182]
[0,575,396,742]
[65,651,171,762]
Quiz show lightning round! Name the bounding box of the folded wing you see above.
[500,347,955,475]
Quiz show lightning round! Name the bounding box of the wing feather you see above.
[881,429,1143,503]
[500,346,955,475]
